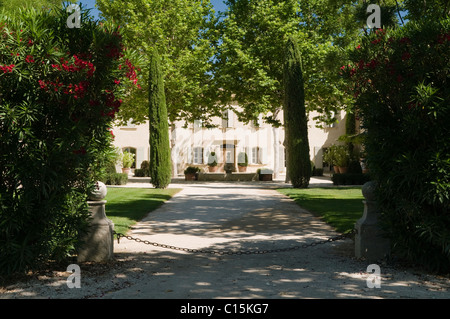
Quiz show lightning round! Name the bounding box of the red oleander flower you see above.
[25,55,35,63]
[399,37,411,44]
[73,147,87,155]
[401,52,411,61]
[358,59,365,70]
[0,64,15,73]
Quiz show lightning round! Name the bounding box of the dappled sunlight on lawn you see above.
[277,187,365,233]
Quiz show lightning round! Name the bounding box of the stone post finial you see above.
[88,181,107,201]
[77,181,114,263]
[355,181,390,261]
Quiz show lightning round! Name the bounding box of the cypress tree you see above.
[148,49,172,189]
[283,36,311,188]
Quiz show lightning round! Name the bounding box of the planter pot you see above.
[259,174,272,181]
[339,167,348,174]
[333,166,340,174]
[185,173,196,181]
[122,167,131,174]
[208,166,218,172]
[238,166,247,172]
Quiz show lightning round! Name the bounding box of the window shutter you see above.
[136,147,145,169]
[187,146,192,164]
[227,109,234,128]
[259,147,268,164]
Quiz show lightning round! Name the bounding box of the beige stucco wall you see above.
[112,109,347,176]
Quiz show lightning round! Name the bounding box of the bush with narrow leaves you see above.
[0,6,140,276]
[343,19,450,272]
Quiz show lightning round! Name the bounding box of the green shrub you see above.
[102,173,128,185]
[343,19,450,271]
[347,160,362,174]
[0,5,140,275]
[332,173,371,186]
[237,152,248,167]
[134,160,150,177]
[184,166,201,175]
[312,168,324,176]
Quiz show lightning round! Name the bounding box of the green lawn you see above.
[277,187,364,233]
[104,187,181,235]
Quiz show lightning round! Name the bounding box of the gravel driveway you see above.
[1,179,449,299]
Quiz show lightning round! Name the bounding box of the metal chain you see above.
[113,229,355,256]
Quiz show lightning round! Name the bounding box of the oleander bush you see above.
[0,6,140,275]
[343,19,450,271]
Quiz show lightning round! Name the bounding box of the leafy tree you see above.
[283,37,310,188]
[214,0,368,180]
[215,0,371,126]
[96,0,221,126]
[403,0,450,21]
[148,49,172,189]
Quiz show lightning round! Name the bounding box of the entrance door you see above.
[221,143,235,164]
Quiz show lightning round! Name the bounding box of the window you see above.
[193,147,204,164]
[251,147,260,164]
[222,110,234,128]
[194,119,203,129]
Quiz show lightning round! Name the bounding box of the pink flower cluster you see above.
[25,55,34,63]
[103,91,122,119]
[52,55,95,77]
[0,64,15,73]
[38,79,90,99]
[124,59,140,87]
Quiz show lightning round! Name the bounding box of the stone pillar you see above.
[355,181,390,261]
[77,182,114,263]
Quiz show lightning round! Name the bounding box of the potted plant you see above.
[207,152,218,172]
[334,145,350,173]
[324,145,339,173]
[237,152,248,172]
[121,151,135,174]
[184,166,200,181]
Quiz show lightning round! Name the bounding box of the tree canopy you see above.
[96,0,221,126]
[214,0,371,127]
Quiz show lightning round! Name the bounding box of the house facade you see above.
[111,107,347,178]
